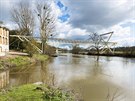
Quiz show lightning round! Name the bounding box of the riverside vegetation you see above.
[0,84,74,101]
[0,54,49,70]
[0,54,76,101]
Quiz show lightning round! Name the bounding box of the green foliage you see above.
[0,56,31,71]
[0,84,43,101]
[0,84,74,101]
[33,54,49,61]
[0,54,49,71]
[43,87,74,101]
[7,56,30,67]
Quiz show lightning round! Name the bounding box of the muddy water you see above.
[9,53,135,101]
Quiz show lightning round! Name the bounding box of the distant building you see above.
[0,26,9,56]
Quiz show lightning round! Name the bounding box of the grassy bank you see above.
[0,54,79,101]
[0,84,74,101]
[33,54,49,61]
[0,54,49,70]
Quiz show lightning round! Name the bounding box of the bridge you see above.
[10,32,117,54]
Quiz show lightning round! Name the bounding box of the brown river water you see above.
[9,53,135,101]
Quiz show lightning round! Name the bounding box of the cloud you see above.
[54,0,135,46]
[56,21,89,40]
[64,0,134,31]
[0,0,36,23]
[100,24,130,38]
[99,21,135,46]
[56,18,134,46]
[116,37,135,46]
[0,0,134,46]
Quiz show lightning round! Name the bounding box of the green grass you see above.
[0,56,31,69]
[0,54,49,70]
[7,56,30,67]
[0,84,43,101]
[0,84,74,101]
[33,54,49,61]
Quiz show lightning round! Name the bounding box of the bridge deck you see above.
[10,35,117,45]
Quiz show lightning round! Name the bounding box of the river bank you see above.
[75,51,135,58]
[70,46,135,58]
[87,52,135,58]
[0,53,49,89]
[0,53,49,70]
[0,53,77,101]
[0,84,75,101]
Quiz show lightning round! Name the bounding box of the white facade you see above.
[0,26,9,56]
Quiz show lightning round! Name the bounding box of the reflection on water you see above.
[9,61,54,86]
[48,54,135,101]
[9,53,135,101]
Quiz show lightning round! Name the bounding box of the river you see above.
[9,53,135,101]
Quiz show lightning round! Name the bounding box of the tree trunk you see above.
[43,43,45,54]
[41,39,46,54]
[96,48,99,61]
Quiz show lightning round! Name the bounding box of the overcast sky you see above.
[0,0,135,46]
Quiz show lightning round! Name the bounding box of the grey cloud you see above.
[65,0,134,32]
[0,0,35,22]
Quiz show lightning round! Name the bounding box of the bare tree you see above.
[88,32,114,61]
[11,2,35,36]
[89,33,102,54]
[35,1,55,54]
[88,32,105,61]
[10,2,36,56]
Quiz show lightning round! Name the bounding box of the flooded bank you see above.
[8,53,135,101]
[48,54,135,101]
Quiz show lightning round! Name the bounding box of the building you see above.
[0,26,9,56]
